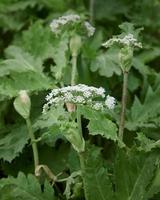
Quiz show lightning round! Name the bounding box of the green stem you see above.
[118,71,129,140]
[26,118,39,170]
[76,105,82,137]
[79,152,89,200]
[89,0,95,24]
[71,55,77,86]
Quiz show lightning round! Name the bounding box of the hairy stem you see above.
[118,71,129,140]
[71,55,77,86]
[26,118,39,170]
[89,0,95,24]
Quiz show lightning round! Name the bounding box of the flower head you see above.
[50,14,95,37]
[102,33,142,48]
[43,84,115,113]
[105,95,116,109]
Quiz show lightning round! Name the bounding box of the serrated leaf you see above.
[0,172,55,200]
[136,132,160,152]
[21,21,54,61]
[126,86,160,130]
[0,125,29,162]
[79,106,118,141]
[90,48,121,77]
[80,144,114,200]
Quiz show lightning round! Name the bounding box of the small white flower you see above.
[102,33,142,48]
[96,87,105,97]
[83,90,92,98]
[50,14,80,34]
[105,95,116,109]
[75,96,85,103]
[84,21,95,37]
[92,102,104,110]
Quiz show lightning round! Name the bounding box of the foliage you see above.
[0,0,160,199]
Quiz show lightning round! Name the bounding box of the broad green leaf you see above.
[79,106,118,141]
[146,167,160,199]
[126,86,160,130]
[0,71,51,99]
[21,21,54,62]
[115,149,158,200]
[80,144,114,200]
[90,48,121,77]
[136,132,160,152]
[0,125,29,162]
[0,172,55,200]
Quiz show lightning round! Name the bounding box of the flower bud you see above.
[14,90,31,119]
[119,46,133,72]
[69,35,82,56]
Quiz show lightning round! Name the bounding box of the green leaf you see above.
[21,21,54,62]
[52,34,69,81]
[126,86,160,130]
[0,172,55,200]
[90,48,121,77]
[80,144,114,200]
[146,167,160,199]
[114,149,158,200]
[136,132,160,152]
[79,106,118,142]
[0,125,29,162]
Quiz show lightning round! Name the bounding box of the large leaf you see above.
[0,125,29,162]
[114,149,159,200]
[80,144,114,200]
[0,172,55,200]
[79,106,118,142]
[126,86,160,131]
[90,48,121,77]
[21,21,54,62]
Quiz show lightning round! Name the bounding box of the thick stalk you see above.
[118,71,129,140]
[79,152,89,200]
[26,118,39,170]
[89,0,95,24]
[71,55,77,86]
[77,106,88,200]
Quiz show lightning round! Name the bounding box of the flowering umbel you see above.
[102,33,142,48]
[43,84,115,113]
[102,33,142,72]
[50,14,95,37]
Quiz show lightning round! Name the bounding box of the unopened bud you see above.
[119,46,133,72]
[69,35,82,56]
[14,90,31,119]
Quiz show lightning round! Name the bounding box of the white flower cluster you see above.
[102,33,142,48]
[84,21,95,37]
[50,14,95,37]
[105,95,116,109]
[50,14,80,34]
[43,84,115,113]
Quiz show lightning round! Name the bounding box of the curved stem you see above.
[118,71,129,140]
[89,0,95,24]
[71,55,77,86]
[26,118,39,170]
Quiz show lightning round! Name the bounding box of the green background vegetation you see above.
[0,0,160,199]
